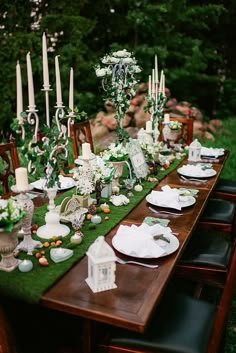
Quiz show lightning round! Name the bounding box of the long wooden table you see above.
[40,153,228,353]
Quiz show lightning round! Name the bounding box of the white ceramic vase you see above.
[109,161,125,188]
[0,222,20,272]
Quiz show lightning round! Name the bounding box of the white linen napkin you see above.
[149,185,182,210]
[201,147,224,157]
[114,223,172,258]
[179,164,214,177]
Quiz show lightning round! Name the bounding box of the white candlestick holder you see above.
[11,185,43,255]
[36,186,70,239]
[42,84,53,127]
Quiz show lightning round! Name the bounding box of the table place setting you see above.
[112,222,179,259]
[177,163,217,179]
[146,185,196,211]
[200,146,224,158]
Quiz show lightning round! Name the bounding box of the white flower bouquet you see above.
[0,197,25,231]
[73,158,115,195]
[169,120,182,130]
[95,49,141,142]
[100,143,129,162]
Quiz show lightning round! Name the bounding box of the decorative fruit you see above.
[103,208,110,213]
[43,241,50,248]
[104,216,109,220]
[55,240,62,246]
[35,252,42,259]
[86,213,92,220]
[39,257,49,266]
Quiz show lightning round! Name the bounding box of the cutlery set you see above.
[180,175,207,182]
[148,206,183,216]
[116,257,159,268]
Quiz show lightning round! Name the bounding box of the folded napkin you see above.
[179,164,214,177]
[201,147,224,157]
[113,223,173,258]
[149,185,181,210]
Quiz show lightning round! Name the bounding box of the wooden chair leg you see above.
[0,305,18,353]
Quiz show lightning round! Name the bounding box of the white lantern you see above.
[86,236,117,293]
[188,139,202,162]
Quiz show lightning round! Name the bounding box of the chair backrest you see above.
[0,141,20,195]
[160,115,194,146]
[170,115,193,145]
[70,119,94,159]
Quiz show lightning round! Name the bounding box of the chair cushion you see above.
[180,230,232,268]
[110,289,216,353]
[201,198,235,224]
[215,178,236,194]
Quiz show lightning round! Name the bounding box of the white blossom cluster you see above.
[169,120,182,130]
[95,49,141,131]
[100,143,129,162]
[140,141,164,160]
[73,158,115,195]
[0,197,25,231]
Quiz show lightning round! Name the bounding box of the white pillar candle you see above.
[26,52,35,108]
[42,32,50,87]
[146,120,152,133]
[55,55,62,105]
[154,55,158,83]
[15,167,29,192]
[82,142,92,159]
[16,61,23,122]
[69,67,74,112]
[164,113,170,124]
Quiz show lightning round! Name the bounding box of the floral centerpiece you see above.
[140,141,164,161]
[169,120,182,130]
[100,142,129,162]
[73,158,115,195]
[95,49,141,142]
[0,198,25,231]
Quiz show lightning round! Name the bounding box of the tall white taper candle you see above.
[69,67,74,112]
[16,61,23,121]
[154,55,158,83]
[55,55,62,105]
[26,52,35,108]
[42,32,49,87]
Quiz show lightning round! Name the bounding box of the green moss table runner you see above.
[0,158,183,304]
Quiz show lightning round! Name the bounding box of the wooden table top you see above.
[40,152,228,335]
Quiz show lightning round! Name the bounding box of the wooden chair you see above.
[98,231,236,353]
[212,178,236,203]
[70,118,94,159]
[0,304,18,353]
[0,141,20,195]
[161,115,194,146]
[198,198,236,237]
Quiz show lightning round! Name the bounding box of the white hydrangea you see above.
[113,49,131,58]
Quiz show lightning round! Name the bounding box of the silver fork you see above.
[180,175,207,183]
[149,206,183,216]
[116,257,159,268]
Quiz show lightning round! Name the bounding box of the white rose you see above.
[123,57,134,64]
[113,49,131,58]
[110,57,120,64]
[96,68,107,77]
[133,65,141,73]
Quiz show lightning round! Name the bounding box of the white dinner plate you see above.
[200,147,224,158]
[30,176,76,191]
[112,232,179,259]
[146,194,196,209]
[177,166,217,179]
